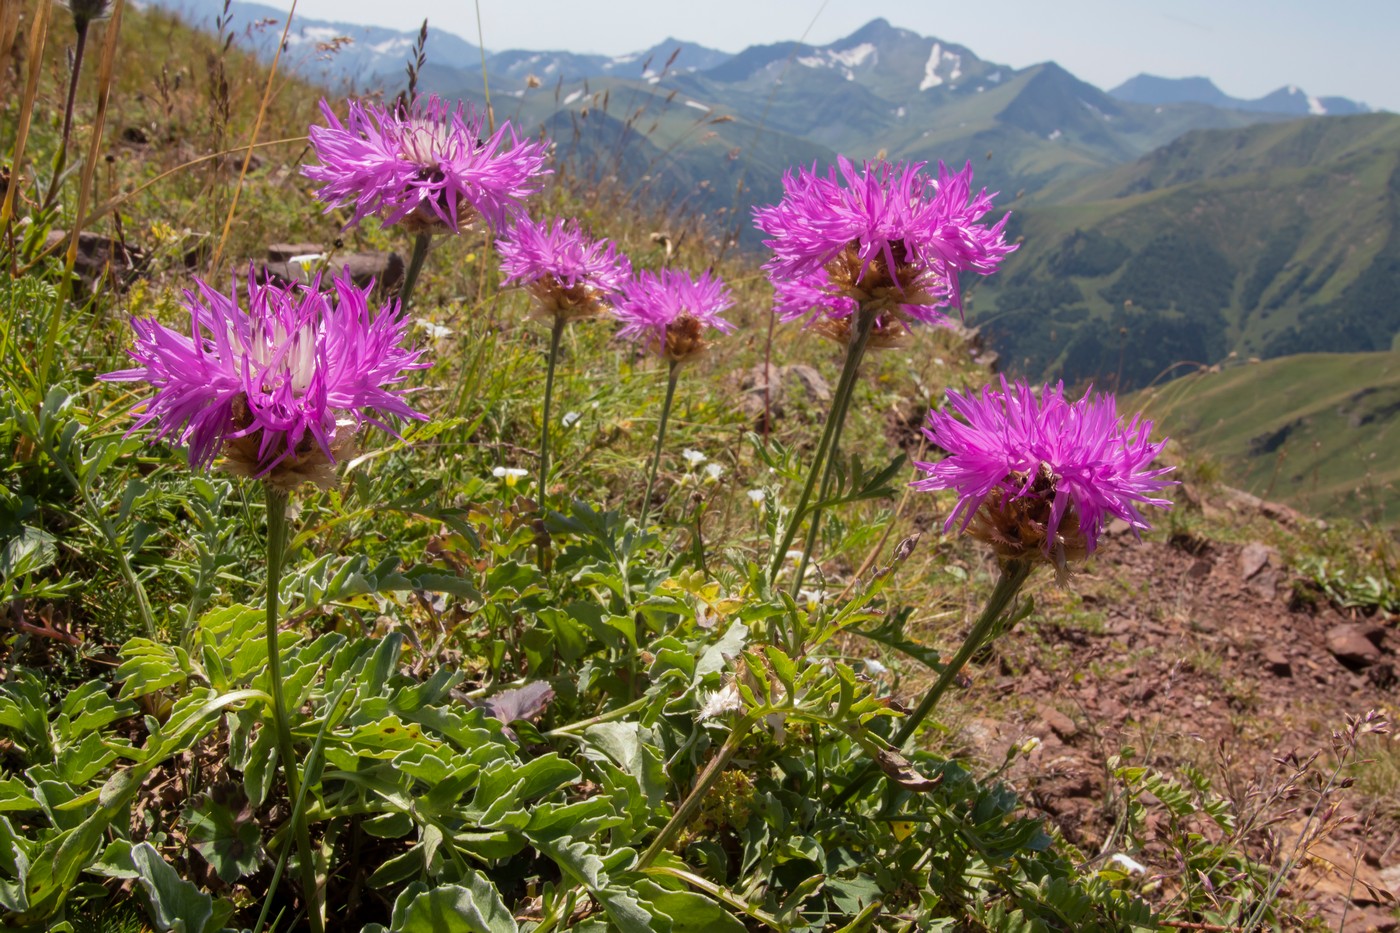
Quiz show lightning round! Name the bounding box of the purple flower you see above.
[613,269,735,363]
[304,95,550,234]
[912,378,1175,565]
[102,269,428,488]
[496,216,631,321]
[753,158,1014,335]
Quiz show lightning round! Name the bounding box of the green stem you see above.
[769,305,877,589]
[398,231,432,311]
[638,714,757,869]
[538,314,567,500]
[788,310,877,600]
[263,486,324,933]
[546,695,651,738]
[831,559,1033,807]
[639,360,680,529]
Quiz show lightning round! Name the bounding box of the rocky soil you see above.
[945,491,1399,930]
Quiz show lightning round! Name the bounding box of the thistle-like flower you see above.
[496,216,631,322]
[753,158,1014,342]
[304,95,550,234]
[60,0,112,30]
[102,269,428,489]
[613,269,735,363]
[912,378,1175,571]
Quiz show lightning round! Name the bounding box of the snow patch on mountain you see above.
[919,42,962,91]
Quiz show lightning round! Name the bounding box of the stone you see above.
[1240,541,1272,580]
[1038,705,1079,740]
[260,250,404,293]
[1327,624,1382,670]
[739,364,832,425]
[1263,648,1292,677]
[43,229,148,289]
[267,242,323,262]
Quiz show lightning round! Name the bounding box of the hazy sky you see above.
[251,0,1399,111]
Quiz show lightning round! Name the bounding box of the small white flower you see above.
[747,489,765,507]
[1108,853,1147,875]
[562,410,581,427]
[798,589,824,612]
[702,463,723,484]
[1019,736,1042,755]
[698,681,742,721]
[864,658,888,677]
[682,448,707,466]
[415,320,455,340]
[492,466,530,488]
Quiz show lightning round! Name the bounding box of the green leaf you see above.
[390,873,517,933]
[648,888,746,933]
[597,886,668,933]
[114,638,189,700]
[185,794,261,884]
[583,722,666,809]
[129,842,215,933]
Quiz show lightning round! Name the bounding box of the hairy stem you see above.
[639,360,680,529]
[264,486,324,933]
[831,559,1033,806]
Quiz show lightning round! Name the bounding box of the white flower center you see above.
[400,118,454,167]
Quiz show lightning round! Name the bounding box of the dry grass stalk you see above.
[0,0,52,233]
[0,0,24,87]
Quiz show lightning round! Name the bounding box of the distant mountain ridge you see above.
[973,113,1400,389]
[142,0,1400,393]
[1111,74,1370,117]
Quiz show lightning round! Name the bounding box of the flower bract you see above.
[912,378,1175,565]
[103,269,427,487]
[304,95,550,234]
[613,269,735,363]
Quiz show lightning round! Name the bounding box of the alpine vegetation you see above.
[1,8,1389,932]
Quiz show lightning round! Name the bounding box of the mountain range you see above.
[147,1,1399,393]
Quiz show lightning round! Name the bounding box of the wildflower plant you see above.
[103,268,427,931]
[754,157,1014,594]
[613,267,734,526]
[496,215,630,498]
[304,94,550,308]
[835,379,1175,804]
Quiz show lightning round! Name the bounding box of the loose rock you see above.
[1326,624,1382,670]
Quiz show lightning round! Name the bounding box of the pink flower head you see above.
[753,157,1014,335]
[304,95,550,234]
[496,216,631,321]
[102,269,428,487]
[912,378,1175,565]
[614,269,735,363]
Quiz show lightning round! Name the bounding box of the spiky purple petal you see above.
[912,378,1176,554]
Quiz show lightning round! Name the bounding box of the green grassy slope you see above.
[970,113,1400,390]
[1133,352,1400,527]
